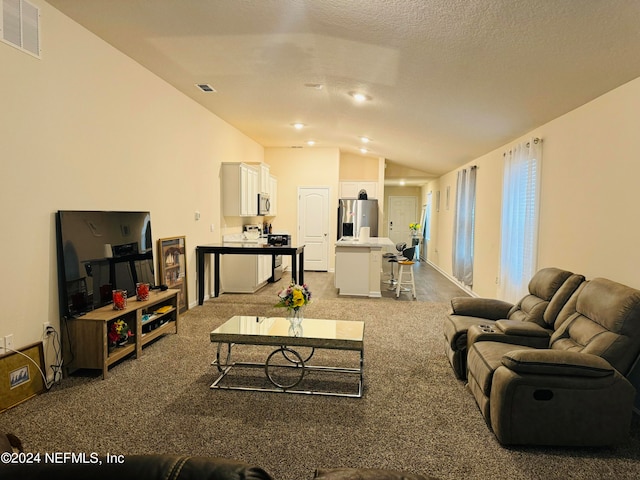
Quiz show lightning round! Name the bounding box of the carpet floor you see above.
[2,278,640,480]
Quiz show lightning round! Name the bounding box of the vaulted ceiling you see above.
[48,0,640,180]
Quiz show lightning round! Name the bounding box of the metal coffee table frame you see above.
[210,316,365,398]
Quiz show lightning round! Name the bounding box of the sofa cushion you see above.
[314,467,436,480]
[528,267,573,301]
[467,342,521,396]
[507,295,548,326]
[543,273,585,327]
[550,278,640,375]
[506,268,577,327]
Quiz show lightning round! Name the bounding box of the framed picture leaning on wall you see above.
[158,236,188,313]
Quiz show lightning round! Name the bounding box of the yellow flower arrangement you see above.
[409,222,421,231]
[275,282,312,312]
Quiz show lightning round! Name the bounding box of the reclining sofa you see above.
[445,272,640,447]
[444,267,585,379]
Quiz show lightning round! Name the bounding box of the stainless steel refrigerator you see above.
[337,199,379,239]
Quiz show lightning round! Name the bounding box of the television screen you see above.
[56,210,155,318]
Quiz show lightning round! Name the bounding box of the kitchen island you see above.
[196,243,305,304]
[334,237,394,297]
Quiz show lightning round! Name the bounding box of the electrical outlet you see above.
[4,335,14,353]
[43,322,52,336]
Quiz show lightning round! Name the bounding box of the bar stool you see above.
[384,242,406,287]
[395,248,416,300]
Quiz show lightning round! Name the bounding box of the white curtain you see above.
[498,138,542,303]
[424,192,432,241]
[452,166,477,287]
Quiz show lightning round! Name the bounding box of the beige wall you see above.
[0,1,263,360]
[339,152,379,180]
[428,75,640,297]
[264,147,340,270]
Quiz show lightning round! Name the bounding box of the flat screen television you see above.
[56,210,155,318]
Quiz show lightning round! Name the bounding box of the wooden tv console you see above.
[63,289,180,379]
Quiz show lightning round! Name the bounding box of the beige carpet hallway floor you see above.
[1,269,640,479]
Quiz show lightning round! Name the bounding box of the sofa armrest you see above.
[494,320,551,338]
[450,297,513,319]
[502,350,615,377]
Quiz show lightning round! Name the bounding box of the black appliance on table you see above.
[267,234,291,282]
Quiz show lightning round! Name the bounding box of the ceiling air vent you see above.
[196,84,216,93]
[1,0,40,58]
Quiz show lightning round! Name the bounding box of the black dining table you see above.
[196,243,305,305]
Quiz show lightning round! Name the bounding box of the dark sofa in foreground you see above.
[0,434,435,480]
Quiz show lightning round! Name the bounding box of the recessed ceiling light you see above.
[360,136,371,144]
[304,83,324,90]
[360,148,368,154]
[349,91,371,103]
[291,122,305,130]
[195,83,216,93]
[399,180,406,186]
[307,140,316,146]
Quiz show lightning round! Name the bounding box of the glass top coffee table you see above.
[210,316,365,398]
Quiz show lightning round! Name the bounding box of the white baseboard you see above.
[425,260,478,298]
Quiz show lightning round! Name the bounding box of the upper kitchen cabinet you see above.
[269,174,278,216]
[339,181,378,199]
[221,162,259,217]
[257,163,270,193]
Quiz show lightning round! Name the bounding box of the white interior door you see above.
[388,196,417,247]
[298,187,330,271]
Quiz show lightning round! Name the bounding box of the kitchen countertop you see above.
[199,242,300,250]
[335,237,394,248]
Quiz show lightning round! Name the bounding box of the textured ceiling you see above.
[47,0,640,179]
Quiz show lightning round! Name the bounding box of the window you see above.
[1,0,40,57]
[498,138,542,302]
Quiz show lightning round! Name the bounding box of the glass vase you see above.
[288,308,304,327]
[112,289,127,310]
[136,282,150,301]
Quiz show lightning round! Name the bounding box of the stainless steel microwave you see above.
[258,193,270,215]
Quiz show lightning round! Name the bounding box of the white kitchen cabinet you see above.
[334,237,394,297]
[258,255,272,284]
[246,166,258,216]
[221,162,258,217]
[221,254,271,293]
[257,163,270,193]
[340,181,378,199]
[269,174,278,216]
